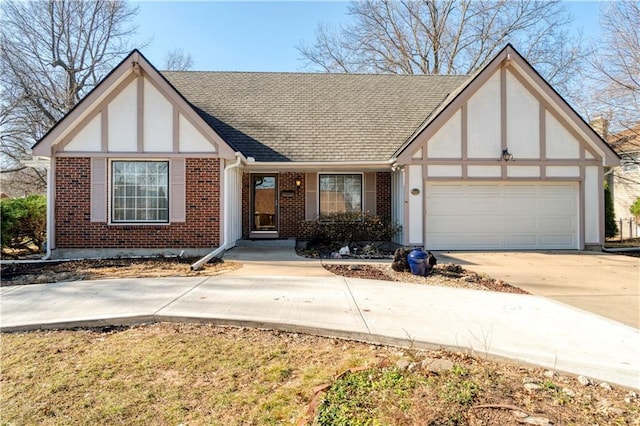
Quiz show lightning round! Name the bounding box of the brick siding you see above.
[54,157,221,249]
[241,171,393,239]
[376,172,392,223]
[241,172,305,239]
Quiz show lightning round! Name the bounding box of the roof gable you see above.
[32,50,235,158]
[396,44,620,167]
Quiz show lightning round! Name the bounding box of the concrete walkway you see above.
[440,251,640,328]
[1,246,639,390]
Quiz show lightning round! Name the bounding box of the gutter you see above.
[44,163,53,260]
[244,159,395,171]
[190,152,245,271]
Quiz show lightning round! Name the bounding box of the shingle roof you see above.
[162,71,469,162]
[608,124,640,155]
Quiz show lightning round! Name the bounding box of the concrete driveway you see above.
[440,251,640,329]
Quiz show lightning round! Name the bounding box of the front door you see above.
[251,174,278,237]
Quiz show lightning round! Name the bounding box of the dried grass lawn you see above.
[2,323,638,425]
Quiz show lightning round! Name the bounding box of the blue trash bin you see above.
[407,248,428,276]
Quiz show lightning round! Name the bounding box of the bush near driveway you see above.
[0,195,46,252]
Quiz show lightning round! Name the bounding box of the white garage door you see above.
[426,182,578,250]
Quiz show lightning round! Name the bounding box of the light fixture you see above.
[295,178,302,191]
[500,148,514,162]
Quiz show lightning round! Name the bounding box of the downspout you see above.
[24,156,53,260]
[190,152,244,270]
[43,161,53,260]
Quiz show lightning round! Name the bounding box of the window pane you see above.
[112,161,169,223]
[319,174,362,217]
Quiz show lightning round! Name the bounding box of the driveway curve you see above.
[1,247,638,389]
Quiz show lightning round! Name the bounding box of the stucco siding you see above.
[107,79,137,152]
[506,71,540,159]
[467,71,501,159]
[179,113,215,152]
[584,166,600,244]
[65,115,101,152]
[427,110,462,158]
[546,111,580,159]
[144,78,173,152]
[407,165,423,245]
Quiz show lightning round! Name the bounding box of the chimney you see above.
[590,117,609,140]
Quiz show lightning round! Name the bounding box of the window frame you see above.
[318,173,364,219]
[109,159,171,225]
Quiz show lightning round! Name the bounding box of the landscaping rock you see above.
[524,382,542,392]
[396,359,411,370]
[562,387,576,398]
[391,248,411,272]
[544,370,555,378]
[522,416,552,425]
[578,375,592,386]
[624,391,638,404]
[599,382,612,391]
[420,357,454,373]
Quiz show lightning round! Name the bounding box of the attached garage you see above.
[425,182,579,250]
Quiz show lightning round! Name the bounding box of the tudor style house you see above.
[32,44,619,259]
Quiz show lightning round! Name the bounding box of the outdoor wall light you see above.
[295,178,302,191]
[501,148,514,162]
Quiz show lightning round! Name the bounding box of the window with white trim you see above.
[319,174,362,216]
[111,161,169,223]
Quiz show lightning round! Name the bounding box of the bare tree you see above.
[297,0,583,92]
[589,1,639,139]
[163,48,194,71]
[0,0,139,192]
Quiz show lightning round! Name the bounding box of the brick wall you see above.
[241,172,305,239]
[55,157,221,249]
[376,172,392,223]
[240,171,392,239]
[241,172,250,239]
[278,172,305,238]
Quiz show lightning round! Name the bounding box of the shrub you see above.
[298,212,401,248]
[0,195,47,252]
[631,197,640,223]
[604,183,618,238]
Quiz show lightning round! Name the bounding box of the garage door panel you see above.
[426,182,578,250]
[504,185,537,195]
[429,198,466,213]
[541,234,575,246]
[429,234,466,248]
[504,235,538,247]
[541,199,575,213]
[503,216,536,232]
[467,235,501,247]
[429,215,503,233]
[430,185,464,195]
[541,184,574,195]
[504,199,536,213]
[540,216,575,230]
[466,200,502,213]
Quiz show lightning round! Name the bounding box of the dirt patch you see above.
[1,255,526,295]
[0,256,241,286]
[323,263,529,294]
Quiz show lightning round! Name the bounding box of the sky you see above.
[133,1,604,72]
